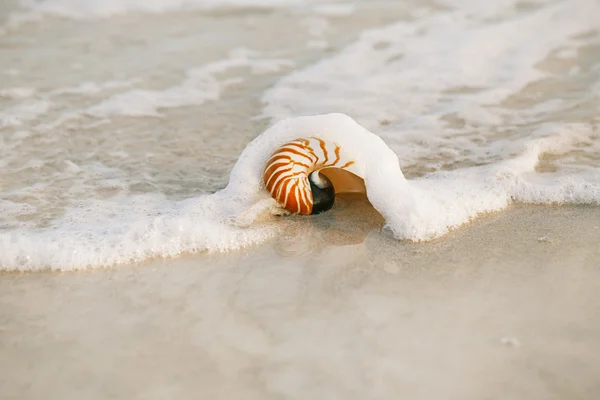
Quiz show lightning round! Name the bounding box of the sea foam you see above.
[16,0,311,18]
[1,113,599,271]
[262,0,600,169]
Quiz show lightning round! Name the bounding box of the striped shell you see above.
[263,137,357,215]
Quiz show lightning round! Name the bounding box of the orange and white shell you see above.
[263,137,365,215]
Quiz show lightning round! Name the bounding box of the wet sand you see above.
[1,199,599,400]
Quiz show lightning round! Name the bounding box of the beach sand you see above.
[2,200,599,400]
[2,1,600,398]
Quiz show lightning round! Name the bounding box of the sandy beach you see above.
[2,201,599,399]
[2,0,600,398]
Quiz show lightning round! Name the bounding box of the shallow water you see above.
[1,0,600,270]
[2,202,600,399]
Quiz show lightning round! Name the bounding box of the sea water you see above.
[1,0,599,270]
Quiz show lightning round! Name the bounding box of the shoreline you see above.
[3,197,598,273]
[2,202,599,399]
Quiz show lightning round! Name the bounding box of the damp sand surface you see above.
[2,0,600,398]
[2,198,600,400]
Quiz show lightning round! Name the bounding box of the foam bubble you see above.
[86,49,292,118]
[313,4,355,17]
[2,0,599,272]
[0,100,50,128]
[262,0,600,169]
[0,192,281,271]
[0,87,36,99]
[48,80,137,96]
[2,113,598,271]
[16,0,312,18]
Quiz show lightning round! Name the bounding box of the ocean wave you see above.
[2,113,599,271]
[16,0,313,18]
[262,0,600,169]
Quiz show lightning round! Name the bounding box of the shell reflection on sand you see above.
[273,193,384,257]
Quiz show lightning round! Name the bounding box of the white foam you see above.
[0,193,280,271]
[228,115,600,242]
[2,0,599,271]
[262,0,600,167]
[436,0,547,18]
[0,80,138,131]
[48,80,138,97]
[0,50,291,133]
[2,113,599,271]
[0,100,50,128]
[87,49,292,118]
[16,0,311,18]
[0,200,37,229]
[313,4,355,17]
[0,87,36,99]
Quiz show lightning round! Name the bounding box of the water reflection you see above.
[273,194,385,258]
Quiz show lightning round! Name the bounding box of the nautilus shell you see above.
[264,137,365,215]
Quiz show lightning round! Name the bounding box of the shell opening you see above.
[319,167,366,195]
[309,173,335,215]
[309,171,331,189]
